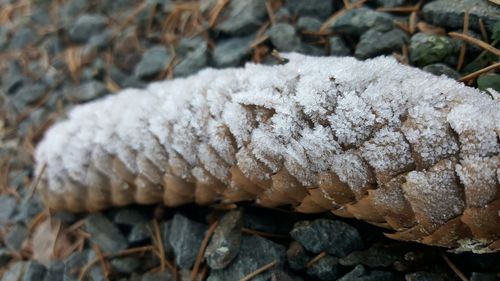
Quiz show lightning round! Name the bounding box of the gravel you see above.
[85,213,128,255]
[328,7,394,36]
[168,214,208,269]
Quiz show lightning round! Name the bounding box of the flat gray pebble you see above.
[215,0,267,36]
[85,213,128,255]
[207,235,286,281]
[213,35,254,68]
[68,80,107,102]
[422,63,460,80]
[409,33,456,66]
[355,28,408,59]
[290,219,363,257]
[285,0,334,20]
[329,7,394,36]
[205,209,243,270]
[174,37,208,77]
[68,14,108,43]
[134,46,171,79]
[306,254,339,281]
[296,17,322,32]
[329,36,351,56]
[168,214,208,269]
[267,23,302,52]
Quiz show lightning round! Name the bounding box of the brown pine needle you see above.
[191,220,219,281]
[241,227,288,239]
[459,62,500,82]
[27,163,46,199]
[377,6,419,13]
[449,32,500,57]
[93,245,110,281]
[306,251,327,267]
[152,219,176,272]
[409,12,417,34]
[478,18,488,42]
[239,260,278,281]
[441,252,469,281]
[456,12,469,71]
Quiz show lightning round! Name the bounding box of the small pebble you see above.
[213,35,254,67]
[422,63,461,80]
[409,33,456,66]
[285,0,334,20]
[355,28,408,59]
[2,261,27,281]
[306,254,339,281]
[141,270,173,281]
[168,214,208,269]
[405,272,445,281]
[205,209,243,269]
[290,219,363,257]
[338,265,396,281]
[134,46,171,79]
[267,23,303,53]
[110,257,141,275]
[5,224,28,251]
[63,251,89,281]
[339,243,404,268]
[43,261,64,281]
[477,73,500,92]
[215,0,267,36]
[329,36,351,56]
[85,213,128,254]
[67,80,107,102]
[286,241,312,271]
[23,260,47,281]
[329,7,394,36]
[68,14,108,43]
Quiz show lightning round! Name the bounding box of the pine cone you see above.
[35,54,499,253]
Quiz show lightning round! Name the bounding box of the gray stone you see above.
[470,272,498,281]
[68,14,108,43]
[355,28,408,59]
[285,0,334,20]
[22,261,46,281]
[338,265,395,281]
[409,33,456,66]
[15,195,44,224]
[174,37,208,77]
[267,23,302,52]
[290,219,363,257]
[213,35,254,67]
[286,241,311,271]
[205,209,243,269]
[297,16,322,32]
[85,213,128,255]
[2,261,27,281]
[329,36,351,56]
[43,262,64,281]
[168,214,208,269]
[0,248,12,267]
[405,272,445,281]
[2,61,26,94]
[423,63,461,80]
[477,73,500,92]
[0,196,18,224]
[271,270,304,281]
[42,35,62,55]
[216,0,267,36]
[5,224,28,251]
[9,27,36,49]
[141,270,173,281]
[110,257,141,274]
[339,243,404,268]
[13,83,47,106]
[63,251,89,281]
[113,208,149,226]
[275,7,291,22]
[68,80,107,102]
[134,46,171,79]
[422,0,500,32]
[306,255,339,281]
[207,235,286,281]
[376,0,406,7]
[329,8,394,36]
[128,223,151,243]
[59,0,91,25]
[242,211,295,236]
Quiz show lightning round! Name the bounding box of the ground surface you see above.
[0,0,499,280]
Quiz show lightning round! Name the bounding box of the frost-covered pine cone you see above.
[35,54,499,253]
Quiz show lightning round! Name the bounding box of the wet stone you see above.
[85,213,128,255]
[290,219,363,257]
[168,214,208,269]
[63,251,89,281]
[267,23,302,53]
[207,235,286,281]
[213,35,254,68]
[329,36,351,56]
[285,0,334,20]
[205,209,243,270]
[110,256,141,274]
[141,270,173,281]
[422,63,461,80]
[134,46,171,79]
[329,7,394,36]
[405,272,445,281]
[0,195,18,224]
[339,243,404,268]
[306,254,339,281]
[286,241,311,271]
[68,80,107,103]
[409,33,456,67]
[23,260,46,281]
[68,14,108,43]
[215,0,267,36]
[470,272,498,281]
[43,261,64,281]
[338,265,396,281]
[5,223,28,251]
[355,28,408,59]
[477,73,500,92]
[422,0,500,32]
